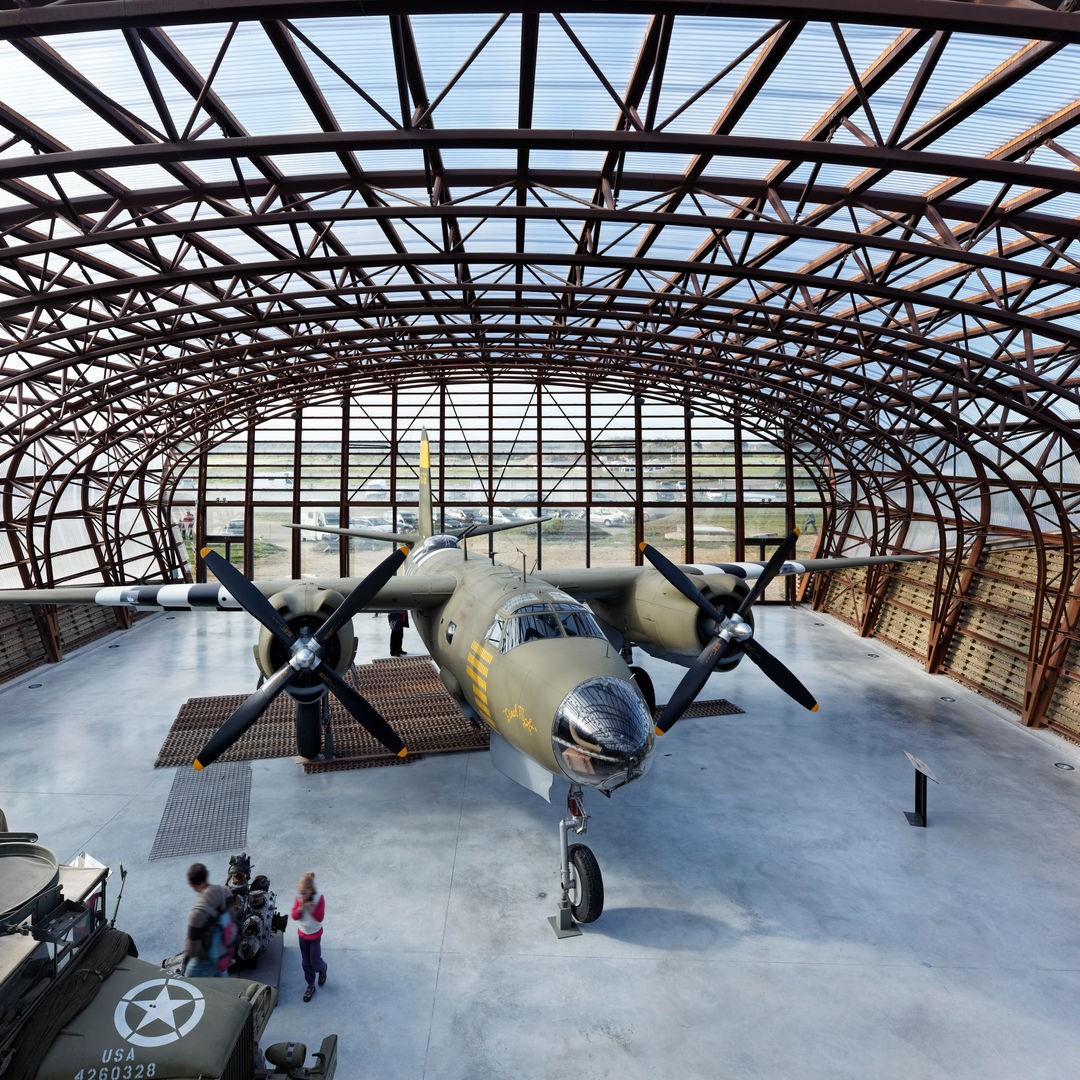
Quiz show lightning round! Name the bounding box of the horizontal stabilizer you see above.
[286,522,417,545]
[287,515,550,544]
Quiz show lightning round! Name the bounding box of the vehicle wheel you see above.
[567,844,604,923]
[629,665,656,716]
[295,701,323,759]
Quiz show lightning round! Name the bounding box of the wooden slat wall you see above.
[871,559,937,664]
[1048,638,1080,742]
[0,602,122,686]
[0,603,48,682]
[822,547,1080,729]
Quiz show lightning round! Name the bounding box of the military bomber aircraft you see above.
[0,433,923,932]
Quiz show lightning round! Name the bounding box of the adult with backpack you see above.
[183,862,235,977]
[291,871,327,1002]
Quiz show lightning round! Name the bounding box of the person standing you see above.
[388,610,408,656]
[291,871,327,1002]
[183,862,231,977]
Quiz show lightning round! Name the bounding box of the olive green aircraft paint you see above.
[410,545,635,776]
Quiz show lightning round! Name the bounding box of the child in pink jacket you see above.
[291,871,328,1002]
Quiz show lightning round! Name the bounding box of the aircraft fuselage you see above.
[402,536,655,793]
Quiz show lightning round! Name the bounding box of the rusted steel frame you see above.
[2,451,35,589]
[0,368,1045,518]
[338,394,350,576]
[3,1,1080,47]
[862,459,919,620]
[5,40,315,333]
[122,27,180,141]
[8,288,1017,410]
[887,30,950,146]
[6,295,1071,473]
[7,248,1080,383]
[1027,585,1080,727]
[4,323,1070,498]
[290,408,302,579]
[514,11,539,310]
[599,25,932,328]
[486,376,496,558]
[682,401,693,565]
[632,393,643,561]
[387,14,476,307]
[533,381,542,564]
[241,416,254,577]
[0,332,1045,540]
[11,128,1080,195]
[562,13,674,294]
[597,18,803,286]
[262,18,368,183]
[3,281,1065,427]
[13,201,1080,349]
[761,66,1080,324]
[136,27,398,326]
[28,603,64,664]
[263,17,440,312]
[8,165,1080,244]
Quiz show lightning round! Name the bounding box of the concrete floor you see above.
[3,604,1080,1079]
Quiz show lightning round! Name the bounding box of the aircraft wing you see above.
[534,553,925,597]
[0,574,459,614]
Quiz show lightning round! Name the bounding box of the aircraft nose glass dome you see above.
[552,677,655,791]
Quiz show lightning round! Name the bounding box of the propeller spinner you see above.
[193,545,411,768]
[639,532,818,735]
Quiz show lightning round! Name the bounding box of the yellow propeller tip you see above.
[397,747,409,758]
[193,759,204,770]
[811,704,820,712]
[199,546,211,558]
[794,528,801,537]
[655,726,666,737]
[399,544,410,555]
[638,541,647,552]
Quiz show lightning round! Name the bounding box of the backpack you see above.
[207,904,238,972]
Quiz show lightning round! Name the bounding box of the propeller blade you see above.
[742,639,818,712]
[638,542,726,623]
[735,530,800,616]
[201,547,296,646]
[194,663,294,769]
[317,663,408,758]
[655,636,735,736]
[313,545,409,646]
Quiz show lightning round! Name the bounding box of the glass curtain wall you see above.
[168,382,827,593]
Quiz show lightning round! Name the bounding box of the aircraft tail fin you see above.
[418,428,434,540]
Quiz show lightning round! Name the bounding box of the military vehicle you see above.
[0,831,336,1080]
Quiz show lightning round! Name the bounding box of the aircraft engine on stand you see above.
[226,852,289,967]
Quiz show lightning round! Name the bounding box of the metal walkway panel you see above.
[149,762,251,861]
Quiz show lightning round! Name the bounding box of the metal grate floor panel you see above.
[153,654,742,776]
[149,762,251,861]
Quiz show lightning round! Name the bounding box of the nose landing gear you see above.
[549,785,604,938]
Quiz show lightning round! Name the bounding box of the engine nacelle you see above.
[590,571,752,669]
[251,583,358,703]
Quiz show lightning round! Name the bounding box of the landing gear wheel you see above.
[295,701,323,759]
[567,844,604,923]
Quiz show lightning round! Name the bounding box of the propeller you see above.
[193,545,411,769]
[639,531,818,735]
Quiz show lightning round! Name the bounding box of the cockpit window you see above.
[484,616,504,649]
[412,534,460,567]
[502,611,562,649]
[498,600,606,651]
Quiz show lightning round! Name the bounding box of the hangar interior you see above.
[2,2,1080,1077]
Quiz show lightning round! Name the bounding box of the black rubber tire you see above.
[295,701,323,759]
[568,843,604,923]
[629,665,656,715]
